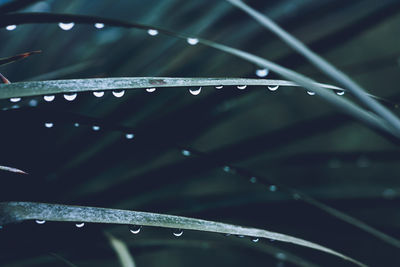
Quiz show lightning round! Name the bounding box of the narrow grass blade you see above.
[0,202,366,267]
[0,50,41,66]
[0,13,395,137]
[0,77,347,99]
[0,165,28,174]
[225,0,400,133]
[105,232,136,267]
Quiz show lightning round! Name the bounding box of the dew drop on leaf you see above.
[94,23,104,29]
[215,85,223,89]
[44,122,54,128]
[147,29,158,36]
[336,90,345,96]
[9,98,21,103]
[269,185,277,192]
[256,68,269,77]
[92,125,100,131]
[186,38,199,45]
[35,220,46,224]
[93,91,104,97]
[64,93,77,101]
[129,225,142,234]
[267,85,279,91]
[306,91,316,96]
[181,149,191,156]
[112,90,125,98]
[58,22,75,31]
[146,88,156,93]
[189,87,201,95]
[75,222,85,228]
[251,237,259,242]
[237,85,247,90]
[173,229,183,237]
[44,95,55,102]
[125,133,134,139]
[6,25,17,31]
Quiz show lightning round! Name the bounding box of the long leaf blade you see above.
[0,201,366,267]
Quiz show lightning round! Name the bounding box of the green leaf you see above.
[0,201,367,267]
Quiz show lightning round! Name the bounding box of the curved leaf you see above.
[0,202,366,267]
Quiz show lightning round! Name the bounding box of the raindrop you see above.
[237,85,247,90]
[112,90,125,98]
[223,166,231,173]
[35,220,46,224]
[267,85,279,91]
[6,25,17,31]
[44,95,55,102]
[92,125,100,131]
[29,99,38,107]
[64,93,77,101]
[94,23,104,29]
[189,87,201,95]
[249,177,257,183]
[44,122,54,128]
[75,222,85,228]
[181,149,191,157]
[74,122,80,127]
[251,237,259,243]
[256,68,269,77]
[186,37,199,45]
[93,91,104,97]
[146,88,156,93]
[215,85,223,89]
[336,90,345,96]
[129,225,142,234]
[173,229,183,237]
[10,97,21,103]
[125,133,134,139]
[58,22,75,31]
[147,29,158,36]
[306,91,316,96]
[269,185,277,192]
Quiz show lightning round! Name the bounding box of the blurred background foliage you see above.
[0,0,399,266]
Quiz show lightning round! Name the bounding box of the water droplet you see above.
[74,122,80,127]
[129,225,142,234]
[173,229,183,237]
[251,237,259,242]
[92,125,100,131]
[189,87,201,95]
[187,37,199,45]
[256,68,269,77]
[11,104,19,109]
[58,22,75,31]
[125,133,134,139]
[223,166,231,173]
[10,97,21,103]
[94,23,104,29]
[75,222,85,228]
[267,85,279,91]
[181,149,191,156]
[269,185,277,192]
[336,90,345,96]
[306,91,316,96]
[237,85,247,90]
[249,177,257,183]
[44,122,54,128]
[215,85,223,89]
[112,90,125,98]
[6,25,17,31]
[35,220,46,224]
[146,88,156,93]
[64,93,77,101]
[147,29,158,36]
[93,91,104,97]
[44,95,55,102]
[29,99,38,107]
